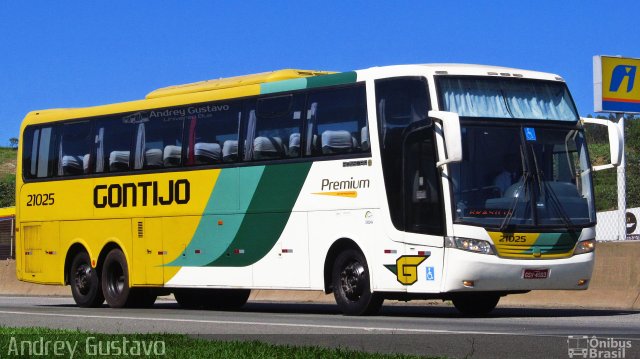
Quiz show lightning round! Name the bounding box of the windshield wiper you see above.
[529,144,577,232]
[498,170,530,232]
[543,179,578,232]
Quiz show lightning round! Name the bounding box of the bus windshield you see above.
[448,125,595,229]
[439,77,579,121]
[438,77,594,230]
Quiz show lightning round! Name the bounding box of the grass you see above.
[0,326,443,359]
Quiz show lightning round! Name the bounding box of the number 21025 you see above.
[26,193,55,206]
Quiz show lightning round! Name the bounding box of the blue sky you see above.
[1,1,639,145]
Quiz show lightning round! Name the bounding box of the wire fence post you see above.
[615,114,626,240]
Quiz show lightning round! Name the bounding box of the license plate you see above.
[523,269,549,279]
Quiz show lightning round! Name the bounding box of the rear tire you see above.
[452,293,500,316]
[332,249,383,316]
[69,251,104,308]
[174,289,250,310]
[101,248,135,308]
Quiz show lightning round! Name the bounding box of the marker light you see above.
[462,280,475,288]
[573,239,596,255]
[577,279,589,286]
[445,236,495,255]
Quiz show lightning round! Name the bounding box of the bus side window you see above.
[375,77,433,232]
[57,121,93,177]
[22,126,56,179]
[95,117,136,173]
[186,101,242,166]
[249,94,305,161]
[305,84,368,157]
[133,112,184,170]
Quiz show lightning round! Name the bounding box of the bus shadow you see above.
[41,300,640,319]
[151,300,639,319]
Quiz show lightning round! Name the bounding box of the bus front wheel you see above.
[69,251,105,308]
[451,293,500,316]
[332,249,383,316]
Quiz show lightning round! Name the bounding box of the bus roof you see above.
[360,63,565,82]
[20,64,566,128]
[146,69,334,99]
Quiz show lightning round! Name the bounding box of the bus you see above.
[15,64,622,315]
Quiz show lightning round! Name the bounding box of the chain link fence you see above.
[593,165,639,241]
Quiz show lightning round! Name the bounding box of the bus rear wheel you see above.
[101,248,155,308]
[332,249,383,316]
[451,293,500,316]
[174,289,250,310]
[69,251,104,308]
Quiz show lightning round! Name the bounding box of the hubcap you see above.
[340,260,366,301]
[74,264,92,295]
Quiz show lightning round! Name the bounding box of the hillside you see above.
[0,147,16,208]
[0,148,16,177]
[584,115,640,211]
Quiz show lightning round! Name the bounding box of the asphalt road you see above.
[0,296,639,359]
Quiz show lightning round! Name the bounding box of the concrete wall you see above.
[502,241,640,310]
[0,260,68,296]
[2,241,639,310]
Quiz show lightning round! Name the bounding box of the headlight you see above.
[445,236,495,255]
[573,239,596,254]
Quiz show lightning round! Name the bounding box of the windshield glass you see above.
[449,125,595,229]
[440,77,579,121]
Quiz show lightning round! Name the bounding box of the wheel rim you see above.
[106,262,125,297]
[74,263,93,296]
[340,259,366,301]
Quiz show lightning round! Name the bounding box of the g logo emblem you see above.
[385,255,429,285]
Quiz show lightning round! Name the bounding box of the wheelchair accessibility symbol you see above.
[426,267,435,281]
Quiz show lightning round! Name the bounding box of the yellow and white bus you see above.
[16,64,621,315]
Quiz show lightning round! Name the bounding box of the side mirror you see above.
[429,111,463,167]
[581,117,623,171]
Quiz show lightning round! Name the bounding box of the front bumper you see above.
[442,247,594,292]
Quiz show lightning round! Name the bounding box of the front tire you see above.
[452,293,500,316]
[69,251,104,308]
[332,249,383,316]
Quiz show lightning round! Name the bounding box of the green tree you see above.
[0,175,15,207]
[585,115,640,211]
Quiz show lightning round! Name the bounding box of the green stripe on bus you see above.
[206,162,312,267]
[167,167,265,267]
[519,232,578,255]
[260,78,308,95]
[259,72,357,95]
[306,72,357,88]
